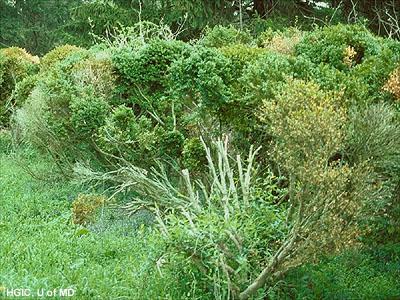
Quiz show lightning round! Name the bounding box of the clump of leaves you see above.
[40,45,84,71]
[201,25,253,48]
[259,28,303,56]
[72,194,106,225]
[12,74,40,107]
[169,45,233,114]
[0,47,39,126]
[182,137,207,173]
[113,38,190,110]
[383,66,400,100]
[74,139,287,299]
[296,24,381,71]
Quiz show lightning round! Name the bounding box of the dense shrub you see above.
[182,137,207,173]
[349,45,400,102]
[166,45,245,153]
[77,139,287,299]
[96,105,160,166]
[200,25,253,48]
[15,40,206,170]
[0,47,39,65]
[384,66,400,100]
[259,79,376,256]
[260,79,346,171]
[40,45,84,71]
[165,192,285,299]
[12,74,39,107]
[240,52,292,104]
[159,130,185,159]
[70,94,110,137]
[15,24,400,178]
[113,39,190,102]
[294,24,400,104]
[15,47,115,167]
[169,45,233,116]
[219,44,267,78]
[109,39,193,164]
[296,24,381,71]
[9,23,400,299]
[71,50,116,98]
[258,27,303,56]
[229,51,293,147]
[0,47,39,127]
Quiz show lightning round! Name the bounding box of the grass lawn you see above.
[0,151,190,300]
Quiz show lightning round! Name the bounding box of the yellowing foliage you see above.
[259,79,369,257]
[72,194,106,225]
[343,45,357,67]
[383,67,400,100]
[72,53,116,98]
[0,47,39,65]
[260,28,303,56]
[40,44,83,70]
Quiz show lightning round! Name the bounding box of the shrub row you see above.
[1,23,400,297]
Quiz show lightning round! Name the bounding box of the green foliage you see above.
[169,45,233,114]
[68,0,137,47]
[0,153,196,300]
[113,39,190,99]
[0,47,39,97]
[40,45,84,71]
[349,44,400,102]
[288,28,399,104]
[70,94,110,137]
[14,47,116,168]
[0,0,81,55]
[0,47,39,127]
[96,105,160,166]
[239,51,292,104]
[345,104,400,244]
[219,44,267,78]
[13,74,39,107]
[81,139,287,299]
[182,137,207,172]
[200,25,253,48]
[159,130,185,159]
[71,49,116,98]
[271,245,400,299]
[258,27,303,56]
[3,22,400,300]
[166,196,285,299]
[296,24,381,71]
[259,79,376,255]
[0,129,12,153]
[260,79,346,172]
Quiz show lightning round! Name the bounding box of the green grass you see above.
[269,245,400,300]
[0,151,193,300]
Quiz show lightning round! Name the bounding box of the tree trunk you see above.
[254,0,273,18]
[254,0,266,17]
[331,0,340,8]
[342,0,354,20]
